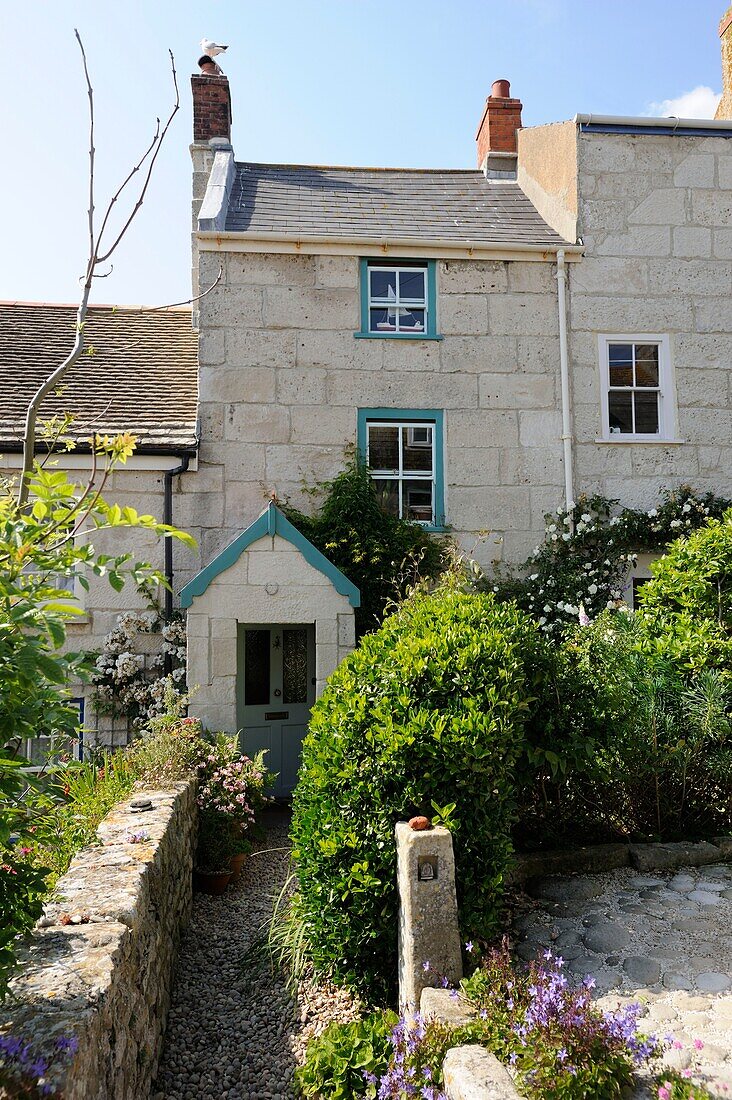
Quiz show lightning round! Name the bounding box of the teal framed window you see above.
[355,259,441,339]
[357,408,445,530]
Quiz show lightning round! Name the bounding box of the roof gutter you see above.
[574,113,732,137]
[196,229,583,260]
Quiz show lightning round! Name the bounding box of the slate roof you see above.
[0,303,198,452]
[224,163,568,247]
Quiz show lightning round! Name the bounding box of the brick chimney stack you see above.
[475,80,523,173]
[716,7,732,119]
[191,73,232,143]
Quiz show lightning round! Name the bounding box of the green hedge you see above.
[291,587,541,999]
[637,510,732,674]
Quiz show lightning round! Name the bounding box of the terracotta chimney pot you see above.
[475,79,523,169]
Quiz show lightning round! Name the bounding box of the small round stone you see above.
[623,957,661,986]
[696,972,732,993]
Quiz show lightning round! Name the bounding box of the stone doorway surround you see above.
[181,502,359,733]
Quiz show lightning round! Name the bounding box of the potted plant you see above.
[194,809,235,895]
[229,833,252,880]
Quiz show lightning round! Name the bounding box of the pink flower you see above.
[658,1087,671,1100]
[693,1039,704,1051]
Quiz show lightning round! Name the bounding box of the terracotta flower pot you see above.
[193,869,232,895]
[230,852,247,879]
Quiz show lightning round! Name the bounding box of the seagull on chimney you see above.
[201,38,228,58]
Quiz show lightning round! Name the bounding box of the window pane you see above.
[608,391,633,434]
[635,344,659,367]
[403,480,434,523]
[398,269,426,302]
[370,308,395,333]
[402,425,433,471]
[373,479,399,517]
[283,628,308,705]
[369,268,397,300]
[398,308,425,332]
[635,360,659,387]
[634,391,660,434]
[609,343,633,366]
[609,365,633,387]
[368,425,399,471]
[244,629,270,706]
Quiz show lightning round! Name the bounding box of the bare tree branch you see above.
[95,51,179,264]
[17,37,179,509]
[93,122,160,260]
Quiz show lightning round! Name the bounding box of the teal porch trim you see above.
[356,258,441,339]
[180,501,361,609]
[356,408,446,532]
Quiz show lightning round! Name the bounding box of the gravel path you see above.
[514,862,732,1095]
[154,811,361,1100]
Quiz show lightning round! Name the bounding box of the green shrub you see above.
[637,510,732,674]
[291,585,541,999]
[282,460,446,636]
[516,612,732,847]
[294,1011,397,1099]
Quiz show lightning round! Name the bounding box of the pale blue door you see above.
[236,624,315,797]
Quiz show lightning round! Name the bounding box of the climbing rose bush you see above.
[92,611,187,729]
[489,487,732,637]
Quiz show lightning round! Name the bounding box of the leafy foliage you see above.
[0,449,193,995]
[281,460,446,635]
[26,752,137,884]
[637,509,732,674]
[291,584,541,999]
[294,1011,397,1099]
[515,611,732,848]
[0,755,50,1001]
[0,455,193,745]
[490,487,732,638]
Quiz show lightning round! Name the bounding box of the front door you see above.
[236,624,316,798]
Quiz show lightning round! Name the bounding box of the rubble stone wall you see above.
[0,782,196,1100]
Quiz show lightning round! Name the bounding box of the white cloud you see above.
[645,85,721,120]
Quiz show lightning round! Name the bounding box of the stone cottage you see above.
[3,8,732,791]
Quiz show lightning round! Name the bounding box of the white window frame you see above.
[597,334,679,443]
[367,264,429,334]
[366,418,436,526]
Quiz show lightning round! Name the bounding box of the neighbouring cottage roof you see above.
[0,303,198,453]
[224,163,568,248]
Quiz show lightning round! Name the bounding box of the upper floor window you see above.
[357,408,445,529]
[356,260,440,340]
[598,335,677,442]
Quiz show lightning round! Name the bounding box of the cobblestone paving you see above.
[515,862,732,1094]
[154,812,360,1100]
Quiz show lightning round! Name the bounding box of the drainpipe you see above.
[163,454,191,622]
[556,249,575,524]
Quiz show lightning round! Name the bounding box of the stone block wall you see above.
[571,131,732,508]
[189,248,564,573]
[0,782,196,1100]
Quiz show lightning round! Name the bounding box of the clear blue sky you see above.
[0,0,726,305]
